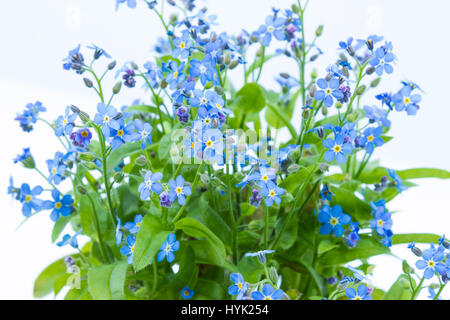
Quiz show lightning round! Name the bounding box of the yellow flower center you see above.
[173,71,179,78]
[205,118,211,124]
[25,195,32,202]
[184,290,190,296]
[63,119,68,125]
[81,130,89,137]
[180,42,186,49]
[367,135,374,142]
[269,190,275,197]
[262,175,268,181]
[354,296,362,300]
[325,88,332,94]
[52,168,57,174]
[206,140,213,148]
[404,97,411,104]
[191,142,195,149]
[333,145,341,153]
[428,260,435,268]
[216,103,222,109]
[104,116,110,122]
[55,202,62,209]
[117,129,124,137]
[130,245,135,253]
[237,282,242,289]
[136,222,141,228]
[264,296,272,300]
[176,187,182,194]
[377,219,383,227]
[330,218,338,226]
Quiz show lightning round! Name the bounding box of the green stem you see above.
[264,204,269,249]
[151,257,158,296]
[140,74,166,134]
[411,276,425,300]
[434,283,446,300]
[255,45,266,83]
[85,193,110,263]
[87,68,104,103]
[226,163,238,265]
[339,62,368,126]
[153,8,174,49]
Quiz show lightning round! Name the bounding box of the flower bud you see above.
[204,81,213,89]
[135,155,147,166]
[214,86,224,96]
[229,60,239,70]
[113,112,123,121]
[113,172,124,183]
[76,185,87,195]
[370,78,381,88]
[200,173,210,185]
[160,79,168,89]
[107,60,117,70]
[224,53,231,65]
[79,153,94,161]
[21,155,36,169]
[311,68,318,79]
[287,163,300,174]
[291,4,299,13]
[412,246,423,257]
[366,66,375,75]
[113,81,122,94]
[309,84,316,97]
[83,162,96,170]
[402,260,411,274]
[347,113,356,122]
[355,85,366,95]
[310,54,319,62]
[83,78,93,88]
[315,25,324,37]
[321,106,328,116]
[335,102,343,109]
[302,108,310,119]
[269,267,279,284]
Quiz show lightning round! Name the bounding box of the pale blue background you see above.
[0,0,449,299]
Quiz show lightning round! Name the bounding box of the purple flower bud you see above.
[176,106,190,123]
[160,191,172,208]
[249,189,262,207]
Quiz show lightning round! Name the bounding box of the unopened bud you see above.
[204,81,213,89]
[22,156,36,169]
[79,153,94,161]
[269,267,279,284]
[248,220,264,231]
[321,106,328,116]
[355,85,366,96]
[214,86,224,96]
[76,185,87,195]
[113,172,124,183]
[83,162,96,170]
[347,113,356,122]
[311,68,318,79]
[335,102,343,109]
[309,84,316,97]
[370,78,381,88]
[83,78,93,88]
[291,4,299,13]
[310,54,319,62]
[402,260,411,274]
[135,155,147,166]
[224,53,231,65]
[200,173,210,185]
[113,81,122,94]
[108,60,117,70]
[113,112,123,121]
[229,60,239,70]
[160,79,168,89]
[315,25,324,37]
[366,66,375,75]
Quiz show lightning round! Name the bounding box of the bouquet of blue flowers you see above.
[10,0,450,300]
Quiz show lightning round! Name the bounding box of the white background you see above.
[0,0,449,299]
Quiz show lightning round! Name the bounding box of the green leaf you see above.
[125,105,171,122]
[64,280,92,300]
[235,83,266,113]
[51,215,71,243]
[133,214,170,271]
[34,257,70,298]
[87,261,128,300]
[107,141,142,174]
[194,279,226,300]
[317,240,339,255]
[392,233,441,245]
[319,239,390,265]
[383,274,414,300]
[397,168,450,180]
[245,54,275,80]
[330,187,372,222]
[175,218,227,266]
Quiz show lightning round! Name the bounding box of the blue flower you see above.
[86,44,111,60]
[169,175,191,206]
[345,284,372,300]
[70,128,92,148]
[138,171,163,200]
[46,152,67,185]
[314,78,344,108]
[124,214,143,234]
[14,148,34,168]
[115,0,137,11]
[260,181,284,207]
[157,233,180,263]
[258,15,286,46]
[62,44,85,73]
[364,105,391,128]
[165,60,186,90]
[42,189,74,222]
[249,166,277,186]
[94,103,121,138]
[370,47,395,76]
[387,169,407,192]
[375,93,393,110]
[57,230,81,248]
[346,222,361,248]
[133,119,153,149]
[245,250,275,264]
[172,30,192,59]
[204,40,222,63]
[19,184,44,217]
[415,245,446,279]
[361,126,384,154]
[323,134,353,164]
[319,185,333,201]
[55,106,77,137]
[318,205,351,237]
[190,56,215,86]
[109,121,140,150]
[15,101,46,132]
[251,284,284,300]
[228,273,248,300]
[202,128,224,163]
[181,287,194,299]
[392,85,422,115]
[120,235,136,264]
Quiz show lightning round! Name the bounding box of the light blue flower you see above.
[157,233,180,263]
[55,106,77,137]
[57,230,81,248]
[370,47,395,76]
[93,103,120,138]
[415,245,446,279]
[314,78,344,108]
[169,175,191,206]
[124,214,143,234]
[258,15,286,46]
[120,235,136,264]
[181,287,194,299]
[228,273,248,300]
[259,181,284,207]
[345,284,372,300]
[19,184,44,217]
[251,284,284,300]
[42,189,73,222]
[318,205,351,237]
[323,134,353,164]
[134,119,152,149]
[138,171,163,200]
[245,250,275,264]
